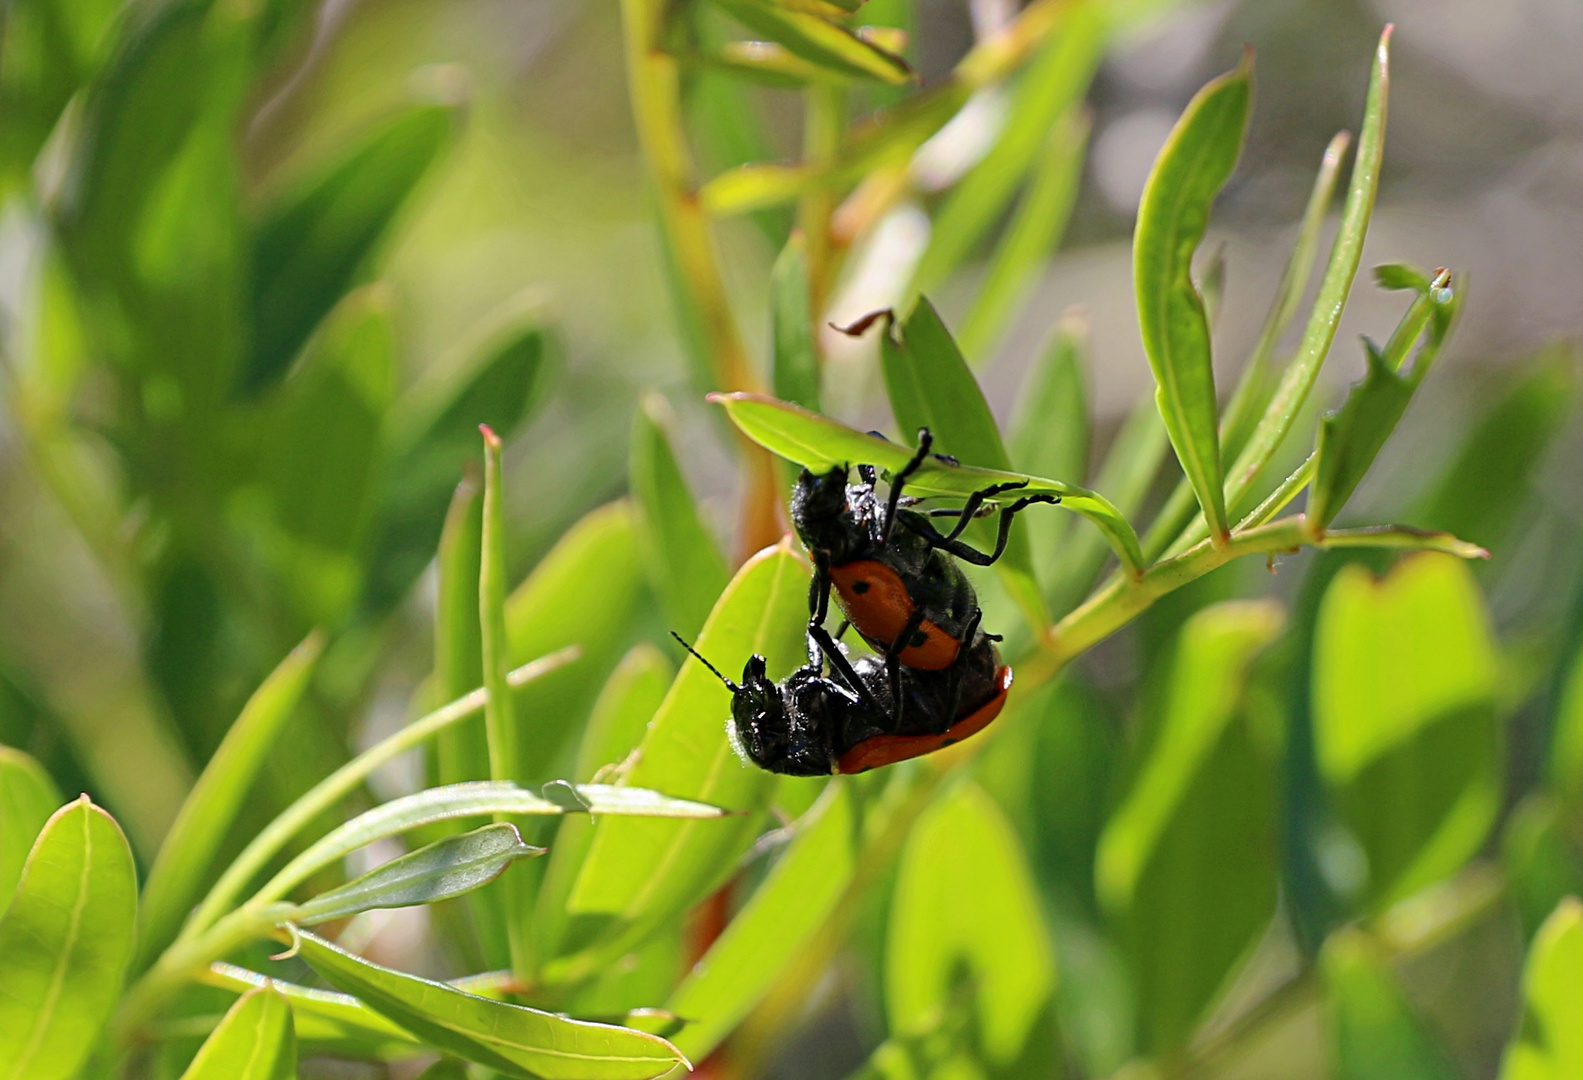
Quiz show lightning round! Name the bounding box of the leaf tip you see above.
[479,423,501,450]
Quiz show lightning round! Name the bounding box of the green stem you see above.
[798,82,846,328]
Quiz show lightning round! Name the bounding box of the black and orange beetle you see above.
[791,428,1057,677]
[674,629,1013,776]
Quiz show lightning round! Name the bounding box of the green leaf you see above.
[630,393,731,640]
[0,746,62,913]
[550,540,808,983]
[292,930,688,1079]
[1009,310,1089,595]
[433,474,489,786]
[1322,928,1459,1080]
[669,780,857,1060]
[251,781,725,910]
[136,633,323,971]
[480,428,518,787]
[1309,270,1459,529]
[504,501,647,784]
[0,796,137,1080]
[706,0,911,84]
[877,297,1044,625]
[912,5,1104,299]
[888,782,1056,1066]
[771,234,823,411]
[957,108,1092,361]
[1548,634,1583,820]
[1132,53,1251,542]
[290,823,543,926]
[1095,600,1283,1055]
[178,987,297,1080]
[204,962,421,1060]
[0,0,118,191]
[1500,897,1583,1080]
[1313,554,1500,909]
[246,100,462,393]
[713,390,1145,577]
[1222,27,1392,512]
[535,646,674,961]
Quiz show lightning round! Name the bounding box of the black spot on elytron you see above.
[853,580,871,594]
[910,631,929,647]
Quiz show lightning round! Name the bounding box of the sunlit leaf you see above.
[204,962,421,1060]
[706,0,911,84]
[1096,600,1283,1055]
[1500,897,1583,1080]
[670,780,856,1060]
[0,796,137,1080]
[1322,928,1459,1080]
[136,633,323,971]
[889,782,1056,1067]
[0,746,61,913]
[292,931,688,1079]
[713,390,1144,575]
[433,474,488,786]
[1313,554,1499,909]
[1009,311,1089,595]
[551,541,808,983]
[1133,53,1251,541]
[178,987,296,1080]
[630,393,730,640]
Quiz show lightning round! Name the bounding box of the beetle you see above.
[672,628,1013,776]
[792,428,1057,680]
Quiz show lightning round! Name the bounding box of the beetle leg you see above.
[881,428,933,543]
[900,494,1061,565]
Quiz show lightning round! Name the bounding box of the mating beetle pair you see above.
[682,429,1057,774]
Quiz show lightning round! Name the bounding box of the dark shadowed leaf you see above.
[246,100,462,392]
[771,234,822,411]
[1322,928,1459,1080]
[1010,311,1090,593]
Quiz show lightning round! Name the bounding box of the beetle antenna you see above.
[670,631,739,692]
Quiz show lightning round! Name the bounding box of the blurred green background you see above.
[1,0,1580,1077]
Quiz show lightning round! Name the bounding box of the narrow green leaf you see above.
[1096,601,1284,1055]
[1143,130,1352,561]
[290,824,542,926]
[292,931,688,1079]
[1322,928,1459,1080]
[771,234,823,411]
[912,5,1105,299]
[1550,636,1583,820]
[0,747,62,913]
[706,0,911,83]
[1317,525,1488,561]
[878,298,1043,624]
[1309,270,1459,529]
[713,391,1145,575]
[1009,310,1089,594]
[551,541,808,984]
[670,780,857,1060]
[1313,554,1499,909]
[0,796,137,1080]
[630,393,731,640]
[178,987,297,1080]
[503,501,647,784]
[136,634,323,971]
[889,782,1056,1066]
[252,781,724,911]
[480,428,517,787]
[434,473,488,786]
[246,100,462,392]
[1223,27,1392,511]
[204,963,421,1059]
[957,108,1092,361]
[1133,53,1252,541]
[1500,897,1583,1080]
